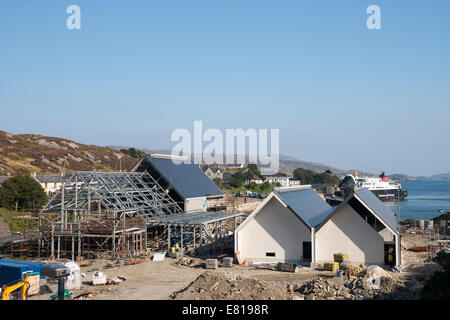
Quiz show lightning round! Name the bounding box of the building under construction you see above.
[9,168,245,261]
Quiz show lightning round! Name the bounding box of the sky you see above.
[0,1,449,176]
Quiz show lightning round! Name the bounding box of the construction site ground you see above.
[28,233,443,300]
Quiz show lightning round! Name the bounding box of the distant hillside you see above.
[110,146,375,177]
[0,130,137,175]
[416,172,450,180]
[389,173,417,181]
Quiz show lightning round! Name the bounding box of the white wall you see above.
[379,227,395,242]
[236,196,311,264]
[315,203,385,265]
[185,197,207,212]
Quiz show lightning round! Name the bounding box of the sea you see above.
[386,180,450,222]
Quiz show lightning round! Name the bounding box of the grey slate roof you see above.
[354,188,398,231]
[143,156,224,199]
[274,187,332,228]
[34,175,68,183]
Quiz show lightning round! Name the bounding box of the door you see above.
[302,241,312,261]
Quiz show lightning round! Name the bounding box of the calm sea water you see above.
[386,180,450,222]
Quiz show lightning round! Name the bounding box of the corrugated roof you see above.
[274,187,332,228]
[143,156,224,199]
[354,188,398,231]
[147,211,245,226]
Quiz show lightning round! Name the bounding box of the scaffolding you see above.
[11,171,184,260]
[7,171,248,261]
[146,211,246,254]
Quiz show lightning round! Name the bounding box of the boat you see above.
[339,171,408,202]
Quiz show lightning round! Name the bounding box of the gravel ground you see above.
[28,233,443,300]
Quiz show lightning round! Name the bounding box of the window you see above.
[266,252,275,257]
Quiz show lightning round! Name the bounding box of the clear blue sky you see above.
[1,1,449,176]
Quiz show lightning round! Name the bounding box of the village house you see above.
[201,166,224,181]
[235,185,401,267]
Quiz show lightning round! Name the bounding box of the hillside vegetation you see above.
[0,130,137,175]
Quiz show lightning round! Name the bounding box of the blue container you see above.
[336,270,343,278]
[0,259,45,286]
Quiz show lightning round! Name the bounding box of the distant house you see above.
[266,176,290,187]
[132,154,225,212]
[250,175,299,187]
[201,166,223,181]
[31,172,68,195]
[235,186,401,267]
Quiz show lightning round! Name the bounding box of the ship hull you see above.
[370,188,407,202]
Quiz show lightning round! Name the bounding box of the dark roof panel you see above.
[355,188,399,231]
[142,156,224,199]
[275,187,332,228]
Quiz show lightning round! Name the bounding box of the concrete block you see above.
[206,259,218,269]
[277,263,297,273]
[222,257,233,267]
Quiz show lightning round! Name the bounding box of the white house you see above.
[313,188,401,267]
[250,175,300,187]
[235,186,401,267]
[201,166,224,180]
[235,185,332,264]
[31,172,68,195]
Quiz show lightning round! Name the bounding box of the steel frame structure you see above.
[26,171,184,260]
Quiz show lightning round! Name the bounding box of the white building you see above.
[250,175,300,187]
[235,185,331,264]
[235,186,401,267]
[31,172,68,195]
[313,188,401,266]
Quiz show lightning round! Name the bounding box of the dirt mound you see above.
[175,256,203,267]
[295,275,416,300]
[171,271,290,300]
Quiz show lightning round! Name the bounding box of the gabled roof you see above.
[315,188,399,233]
[136,156,224,199]
[236,186,332,232]
[274,186,332,228]
[354,188,399,232]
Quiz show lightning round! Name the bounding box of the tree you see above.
[120,147,146,159]
[0,175,47,211]
[229,171,247,188]
[293,168,340,185]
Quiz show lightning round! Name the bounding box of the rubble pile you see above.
[171,271,290,300]
[175,256,203,267]
[294,275,417,300]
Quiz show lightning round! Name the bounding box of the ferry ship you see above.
[340,171,407,202]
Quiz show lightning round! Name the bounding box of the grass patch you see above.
[0,207,34,232]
